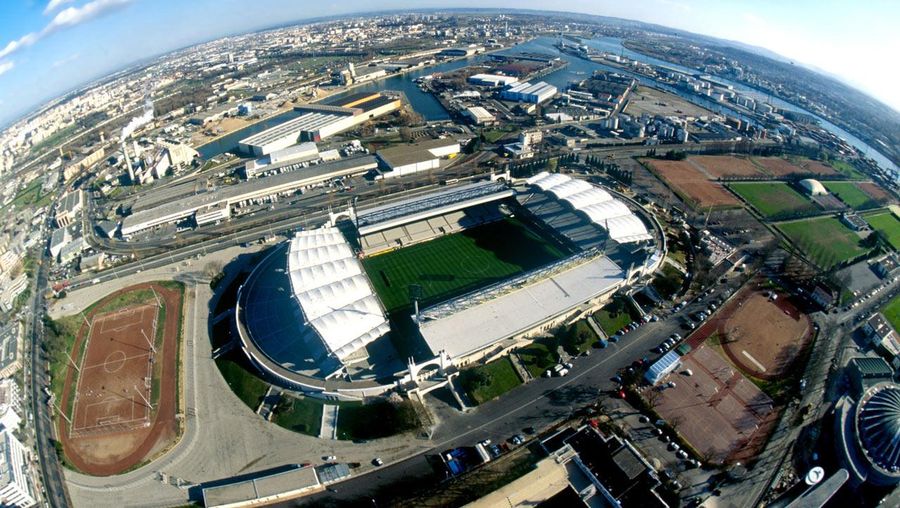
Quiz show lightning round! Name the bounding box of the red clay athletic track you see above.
[57,282,182,476]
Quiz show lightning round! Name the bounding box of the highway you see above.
[27,245,71,507]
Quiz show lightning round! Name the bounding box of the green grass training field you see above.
[778,217,870,269]
[882,295,900,332]
[824,182,878,210]
[730,182,818,218]
[362,218,567,312]
[865,212,900,250]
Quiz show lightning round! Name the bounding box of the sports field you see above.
[777,217,870,269]
[882,295,900,332]
[693,155,766,178]
[642,158,739,209]
[58,282,183,476]
[730,182,818,218]
[362,218,567,312]
[753,157,837,177]
[865,212,900,250]
[824,182,880,210]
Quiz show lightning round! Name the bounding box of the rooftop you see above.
[122,156,377,233]
[201,466,320,508]
[376,137,460,169]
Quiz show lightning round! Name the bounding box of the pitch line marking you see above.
[741,350,767,373]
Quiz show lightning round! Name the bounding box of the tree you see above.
[545,158,558,173]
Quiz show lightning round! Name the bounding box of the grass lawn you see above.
[12,178,52,209]
[362,218,567,312]
[336,399,419,440]
[215,353,269,409]
[458,357,523,405]
[882,295,900,332]
[593,297,638,336]
[824,182,879,210]
[559,319,599,354]
[865,212,900,250]
[273,395,324,437]
[830,160,867,180]
[730,182,819,218]
[518,340,559,378]
[778,217,870,269]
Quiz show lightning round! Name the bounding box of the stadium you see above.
[234,172,665,396]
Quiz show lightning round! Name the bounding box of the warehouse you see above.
[375,137,460,178]
[500,81,558,104]
[243,142,320,178]
[464,106,495,125]
[120,156,378,237]
[467,73,519,87]
[238,93,401,156]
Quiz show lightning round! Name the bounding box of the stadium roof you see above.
[286,228,389,361]
[356,180,513,236]
[527,172,652,244]
[418,254,625,359]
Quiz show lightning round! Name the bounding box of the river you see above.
[197,36,897,174]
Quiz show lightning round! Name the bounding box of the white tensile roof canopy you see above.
[286,228,389,361]
[527,171,653,244]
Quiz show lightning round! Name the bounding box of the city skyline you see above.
[0,0,897,127]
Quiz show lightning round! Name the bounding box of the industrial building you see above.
[54,190,83,228]
[238,93,401,156]
[120,156,378,237]
[375,137,461,178]
[500,81,558,104]
[463,106,495,125]
[467,74,519,87]
[243,142,320,179]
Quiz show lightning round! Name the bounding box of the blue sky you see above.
[0,0,897,126]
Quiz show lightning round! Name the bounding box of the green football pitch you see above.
[362,218,568,312]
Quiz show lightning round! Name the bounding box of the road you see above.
[296,287,735,506]
[28,245,71,507]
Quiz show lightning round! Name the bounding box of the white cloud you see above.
[0,33,39,60]
[44,0,134,35]
[0,0,134,61]
[0,61,14,77]
[52,52,80,68]
[44,0,75,15]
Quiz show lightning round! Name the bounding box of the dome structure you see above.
[857,385,900,476]
[799,179,828,196]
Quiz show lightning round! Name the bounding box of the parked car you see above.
[372,457,384,466]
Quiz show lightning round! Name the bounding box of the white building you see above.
[464,106,495,125]
[54,190,83,228]
[467,74,519,87]
[500,81,558,104]
[0,429,35,508]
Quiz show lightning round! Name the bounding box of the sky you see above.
[0,0,898,126]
